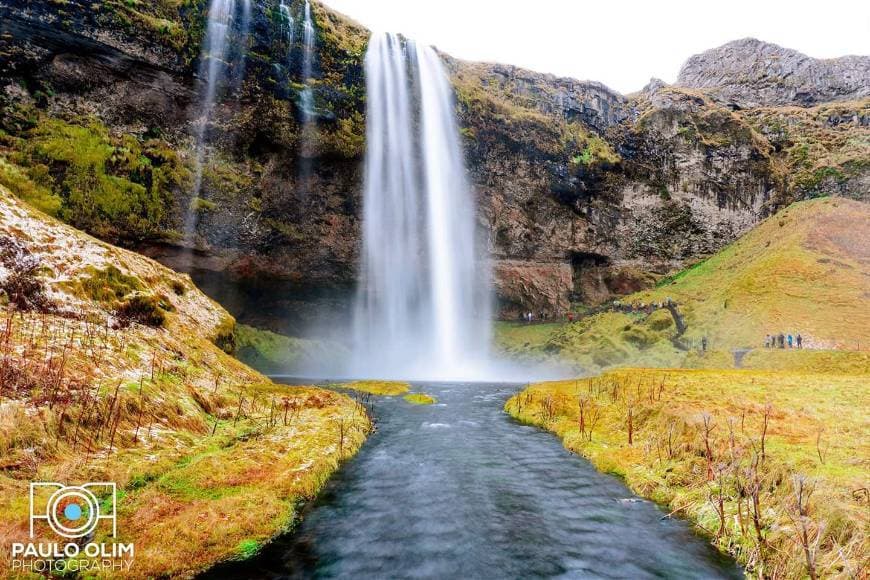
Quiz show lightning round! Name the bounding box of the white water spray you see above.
[299,0,316,121]
[350,32,492,381]
[279,1,295,54]
[186,0,250,243]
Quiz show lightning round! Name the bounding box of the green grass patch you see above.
[342,380,410,396]
[403,393,436,405]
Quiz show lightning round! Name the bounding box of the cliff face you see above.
[0,1,867,326]
[677,38,870,108]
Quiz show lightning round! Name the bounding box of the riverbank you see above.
[210,380,740,578]
[505,368,868,578]
[0,188,371,578]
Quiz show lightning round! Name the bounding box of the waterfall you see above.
[186,0,250,247]
[299,0,316,121]
[279,1,295,59]
[350,32,492,380]
[295,0,317,194]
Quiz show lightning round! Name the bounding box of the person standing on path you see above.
[788,334,793,348]
[797,334,803,348]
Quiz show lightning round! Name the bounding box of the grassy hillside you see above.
[506,368,869,578]
[541,197,869,371]
[0,187,370,577]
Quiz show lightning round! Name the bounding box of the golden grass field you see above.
[341,380,411,396]
[0,188,371,578]
[504,198,870,373]
[506,368,869,578]
[403,393,437,405]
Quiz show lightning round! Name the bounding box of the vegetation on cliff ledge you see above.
[0,103,189,243]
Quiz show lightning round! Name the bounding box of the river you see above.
[204,381,742,579]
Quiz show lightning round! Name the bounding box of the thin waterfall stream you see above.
[185,0,250,249]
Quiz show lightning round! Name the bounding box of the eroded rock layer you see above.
[1,1,867,323]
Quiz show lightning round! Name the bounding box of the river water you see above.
[204,381,742,579]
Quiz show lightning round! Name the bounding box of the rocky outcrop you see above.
[445,58,631,132]
[0,2,867,326]
[677,38,870,108]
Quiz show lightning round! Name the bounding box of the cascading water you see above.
[278,1,295,58]
[189,0,236,210]
[299,0,316,122]
[350,32,492,380]
[186,0,250,245]
[295,0,317,195]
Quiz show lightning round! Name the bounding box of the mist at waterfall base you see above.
[287,33,573,383]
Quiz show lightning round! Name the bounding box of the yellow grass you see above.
[341,380,411,396]
[740,349,870,374]
[0,188,371,577]
[506,368,869,578]
[403,393,437,405]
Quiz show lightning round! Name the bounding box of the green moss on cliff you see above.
[0,157,61,216]
[452,63,620,173]
[565,123,620,167]
[2,115,189,243]
[94,0,208,59]
[743,99,870,200]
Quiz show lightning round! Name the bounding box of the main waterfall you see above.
[350,33,492,380]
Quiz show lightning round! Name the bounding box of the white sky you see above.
[321,0,870,94]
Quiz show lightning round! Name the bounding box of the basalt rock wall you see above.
[1,1,867,327]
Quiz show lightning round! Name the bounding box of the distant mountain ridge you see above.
[676,38,870,107]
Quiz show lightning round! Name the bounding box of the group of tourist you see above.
[765,332,803,348]
[522,311,554,323]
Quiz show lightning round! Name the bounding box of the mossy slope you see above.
[545,197,870,370]
[0,186,370,578]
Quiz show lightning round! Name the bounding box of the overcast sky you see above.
[320,0,870,94]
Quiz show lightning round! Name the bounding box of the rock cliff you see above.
[677,38,870,108]
[0,1,867,327]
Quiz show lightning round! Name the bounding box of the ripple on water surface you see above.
[203,381,743,580]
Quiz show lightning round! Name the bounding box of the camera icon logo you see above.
[29,482,117,539]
